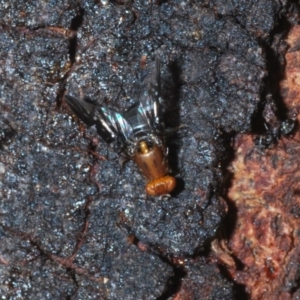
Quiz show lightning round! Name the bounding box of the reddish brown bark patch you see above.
[224,25,300,299]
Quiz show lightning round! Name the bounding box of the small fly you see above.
[65,58,176,196]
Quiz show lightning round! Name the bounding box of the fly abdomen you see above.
[134,141,167,180]
[145,176,176,196]
[134,140,176,196]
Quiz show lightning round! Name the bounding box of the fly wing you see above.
[123,102,152,137]
[65,95,97,127]
[140,57,162,131]
[97,106,133,144]
[65,95,133,145]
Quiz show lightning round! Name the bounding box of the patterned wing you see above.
[65,95,133,145]
[123,102,152,138]
[64,95,97,127]
[140,57,162,131]
[120,58,163,138]
[97,106,133,144]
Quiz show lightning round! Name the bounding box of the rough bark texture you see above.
[0,0,299,299]
[222,24,300,300]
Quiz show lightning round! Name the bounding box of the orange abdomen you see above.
[134,143,176,196]
[146,176,176,196]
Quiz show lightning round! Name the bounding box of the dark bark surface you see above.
[0,0,297,299]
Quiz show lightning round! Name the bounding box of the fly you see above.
[65,58,176,196]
